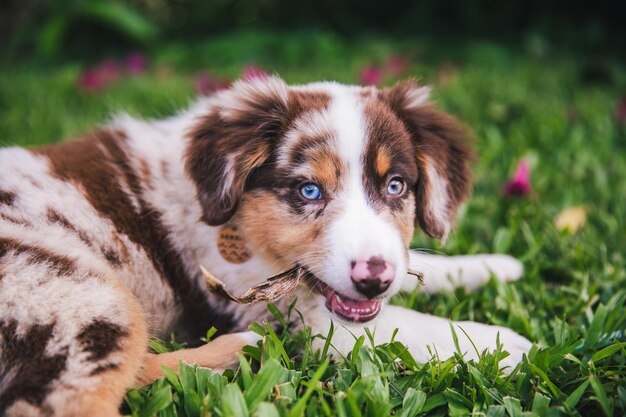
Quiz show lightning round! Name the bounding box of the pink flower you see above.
[241,65,269,81]
[77,60,120,92]
[503,159,531,197]
[360,66,382,85]
[386,55,408,76]
[77,69,105,92]
[614,95,626,127]
[125,53,148,74]
[195,73,231,96]
[97,59,121,83]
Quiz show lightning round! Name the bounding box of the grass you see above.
[1,31,625,416]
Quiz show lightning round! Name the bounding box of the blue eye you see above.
[299,183,322,201]
[387,177,406,196]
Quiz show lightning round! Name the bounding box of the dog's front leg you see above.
[136,331,260,386]
[327,305,531,370]
[404,252,524,293]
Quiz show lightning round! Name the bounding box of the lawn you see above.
[1,31,625,416]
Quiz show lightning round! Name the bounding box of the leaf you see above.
[78,1,158,43]
[160,365,182,393]
[195,366,213,398]
[421,392,447,413]
[531,393,551,415]
[485,405,506,417]
[178,361,197,393]
[288,359,329,417]
[586,304,609,349]
[503,396,524,417]
[239,354,253,390]
[589,373,613,417]
[399,388,427,417]
[526,363,562,397]
[138,386,172,417]
[221,383,250,417]
[244,358,288,410]
[148,339,171,354]
[591,342,626,362]
[321,321,334,359]
[256,402,281,417]
[564,380,589,410]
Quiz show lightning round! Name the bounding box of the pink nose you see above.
[350,256,395,298]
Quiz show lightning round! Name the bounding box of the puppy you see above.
[0,77,531,417]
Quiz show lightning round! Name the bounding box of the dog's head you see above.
[186,76,472,323]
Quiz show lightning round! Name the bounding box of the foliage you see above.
[1,32,625,416]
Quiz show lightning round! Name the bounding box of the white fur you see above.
[425,161,451,240]
[218,76,288,121]
[404,252,524,293]
[317,86,407,299]
[404,85,431,109]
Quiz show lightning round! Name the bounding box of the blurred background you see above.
[2,0,625,61]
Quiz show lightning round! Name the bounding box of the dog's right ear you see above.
[185,76,289,226]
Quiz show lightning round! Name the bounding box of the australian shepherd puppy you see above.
[0,77,531,417]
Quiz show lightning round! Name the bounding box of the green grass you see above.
[2,31,625,416]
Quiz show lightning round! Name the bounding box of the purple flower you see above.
[241,65,269,81]
[125,53,148,74]
[195,73,231,96]
[360,66,382,85]
[503,159,531,197]
[386,55,407,76]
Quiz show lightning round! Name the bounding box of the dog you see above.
[0,77,532,417]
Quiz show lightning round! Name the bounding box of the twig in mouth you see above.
[202,265,425,304]
[201,265,303,304]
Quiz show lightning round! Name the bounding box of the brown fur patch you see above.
[362,98,418,214]
[0,213,30,227]
[77,319,128,362]
[185,83,331,226]
[380,80,474,239]
[0,320,67,409]
[375,149,392,177]
[36,130,234,339]
[46,208,91,245]
[0,237,76,276]
[288,91,332,116]
[0,190,16,206]
[139,159,153,190]
[238,192,335,267]
[216,224,252,264]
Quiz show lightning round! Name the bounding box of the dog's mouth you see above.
[308,275,382,323]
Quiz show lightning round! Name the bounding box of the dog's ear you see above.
[381,80,474,240]
[185,76,289,225]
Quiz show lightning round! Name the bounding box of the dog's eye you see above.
[299,183,323,201]
[387,177,406,197]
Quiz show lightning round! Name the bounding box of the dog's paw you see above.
[480,254,524,284]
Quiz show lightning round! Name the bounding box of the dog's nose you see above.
[350,256,395,298]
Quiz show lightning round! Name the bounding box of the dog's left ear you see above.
[185,76,289,225]
[381,80,474,241]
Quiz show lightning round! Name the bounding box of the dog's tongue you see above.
[324,288,381,323]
